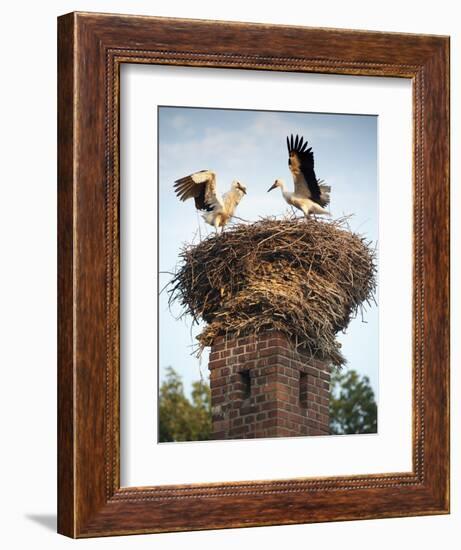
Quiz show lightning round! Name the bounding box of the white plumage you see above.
[268,134,330,217]
[174,170,247,230]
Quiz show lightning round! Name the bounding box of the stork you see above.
[174,170,247,231]
[268,134,330,217]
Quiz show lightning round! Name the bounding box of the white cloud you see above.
[169,114,188,130]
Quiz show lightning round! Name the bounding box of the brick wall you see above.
[208,331,330,439]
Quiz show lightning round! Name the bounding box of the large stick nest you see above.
[168,217,377,367]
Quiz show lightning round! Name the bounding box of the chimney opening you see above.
[299,371,308,408]
[240,369,251,401]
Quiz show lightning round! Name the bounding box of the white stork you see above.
[268,134,330,217]
[174,170,247,231]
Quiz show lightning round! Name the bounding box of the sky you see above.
[158,106,378,398]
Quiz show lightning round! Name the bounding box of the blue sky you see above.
[158,106,378,397]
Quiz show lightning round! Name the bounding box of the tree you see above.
[158,367,211,442]
[329,369,377,435]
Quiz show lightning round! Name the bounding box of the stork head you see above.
[232,180,247,195]
[267,179,284,192]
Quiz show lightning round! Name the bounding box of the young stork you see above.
[174,170,247,232]
[268,134,330,217]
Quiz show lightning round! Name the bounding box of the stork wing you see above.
[287,134,323,204]
[173,170,222,211]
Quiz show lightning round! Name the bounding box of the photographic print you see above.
[158,106,378,443]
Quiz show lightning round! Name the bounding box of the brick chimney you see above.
[208,331,330,439]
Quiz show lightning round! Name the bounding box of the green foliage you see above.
[158,367,212,442]
[329,369,377,435]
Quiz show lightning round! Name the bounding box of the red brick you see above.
[306,366,319,378]
[268,338,289,348]
[211,395,225,405]
[231,425,250,436]
[210,376,227,388]
[262,419,277,429]
[214,416,227,428]
[228,391,243,400]
[209,351,220,362]
[212,340,225,350]
[259,346,286,358]
[240,359,255,370]
[265,355,291,367]
[262,365,277,375]
[209,359,227,369]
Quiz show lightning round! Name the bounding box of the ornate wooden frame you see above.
[57,12,450,538]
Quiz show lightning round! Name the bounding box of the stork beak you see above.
[267,182,277,192]
[236,183,247,195]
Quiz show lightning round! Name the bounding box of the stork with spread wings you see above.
[174,170,247,231]
[268,134,330,217]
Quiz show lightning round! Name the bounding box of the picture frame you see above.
[57,11,450,538]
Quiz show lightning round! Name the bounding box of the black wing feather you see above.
[174,172,215,212]
[194,188,214,211]
[287,133,322,203]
